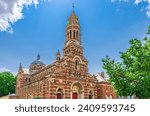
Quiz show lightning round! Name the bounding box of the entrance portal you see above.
[57,93,62,99]
[71,82,83,99]
[72,93,78,99]
[56,88,64,99]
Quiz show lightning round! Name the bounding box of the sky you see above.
[0,0,149,75]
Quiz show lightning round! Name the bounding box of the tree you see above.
[0,72,16,97]
[147,26,150,34]
[102,26,150,99]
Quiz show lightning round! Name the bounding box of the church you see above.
[16,10,116,99]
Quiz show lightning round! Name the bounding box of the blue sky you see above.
[0,0,149,75]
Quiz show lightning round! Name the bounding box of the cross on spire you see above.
[72,3,75,10]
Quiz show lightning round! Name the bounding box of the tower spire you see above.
[19,63,23,72]
[19,63,23,69]
[37,53,40,60]
[72,3,75,10]
[56,50,61,61]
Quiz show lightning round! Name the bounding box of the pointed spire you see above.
[67,8,79,26]
[37,53,40,60]
[19,63,23,72]
[19,63,22,69]
[56,50,61,61]
[72,3,75,10]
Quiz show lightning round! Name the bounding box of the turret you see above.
[56,50,61,61]
[16,63,25,96]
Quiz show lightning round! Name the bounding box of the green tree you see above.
[0,72,16,97]
[147,26,150,34]
[102,26,150,99]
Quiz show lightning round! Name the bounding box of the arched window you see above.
[56,88,64,99]
[89,91,93,99]
[75,60,79,70]
[110,95,113,99]
[69,70,71,76]
[76,31,78,39]
[70,30,72,39]
[76,73,78,77]
[105,95,109,99]
[26,78,28,82]
[74,71,76,77]
[67,32,69,39]
[78,73,81,78]
[68,60,70,66]
[73,30,76,39]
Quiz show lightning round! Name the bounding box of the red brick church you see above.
[16,10,116,99]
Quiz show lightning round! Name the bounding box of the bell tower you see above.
[63,8,83,57]
[62,6,89,78]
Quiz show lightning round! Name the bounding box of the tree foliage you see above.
[0,72,16,97]
[102,26,150,99]
[147,26,150,34]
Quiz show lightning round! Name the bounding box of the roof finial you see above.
[19,63,23,70]
[19,63,23,72]
[72,3,75,10]
[56,50,61,61]
[57,50,60,55]
[37,53,40,60]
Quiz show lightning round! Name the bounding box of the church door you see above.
[89,95,93,99]
[72,93,78,99]
[57,93,62,99]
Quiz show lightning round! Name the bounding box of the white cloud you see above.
[0,0,50,33]
[0,68,17,75]
[111,0,150,17]
[0,68,11,72]
[146,4,150,17]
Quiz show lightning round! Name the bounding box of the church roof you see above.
[31,60,45,65]
[96,72,108,82]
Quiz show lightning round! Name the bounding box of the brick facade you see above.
[16,11,116,99]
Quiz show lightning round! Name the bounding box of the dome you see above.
[31,60,45,66]
[29,54,45,73]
